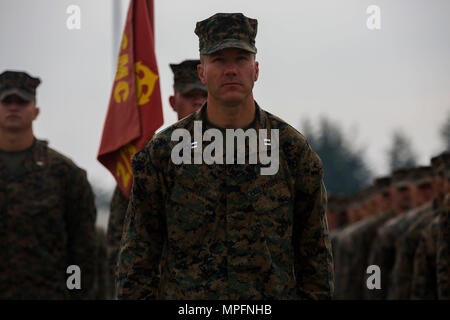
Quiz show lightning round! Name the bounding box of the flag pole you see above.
[112,0,122,73]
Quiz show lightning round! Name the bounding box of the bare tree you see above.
[387,130,417,171]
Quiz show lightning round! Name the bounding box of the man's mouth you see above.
[6,114,20,119]
[222,82,241,87]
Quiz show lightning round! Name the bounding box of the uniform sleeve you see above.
[65,168,97,299]
[365,229,394,300]
[116,147,165,299]
[437,197,450,299]
[410,227,437,300]
[293,143,334,299]
[106,186,129,297]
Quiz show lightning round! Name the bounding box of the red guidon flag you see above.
[97,0,163,198]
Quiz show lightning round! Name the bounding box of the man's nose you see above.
[5,103,20,111]
[223,61,238,75]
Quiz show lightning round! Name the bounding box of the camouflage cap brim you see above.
[0,88,34,101]
[394,181,410,189]
[415,177,433,187]
[201,38,257,55]
[177,82,207,95]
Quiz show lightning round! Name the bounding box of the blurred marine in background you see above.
[0,70,97,299]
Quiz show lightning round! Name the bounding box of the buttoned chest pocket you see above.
[166,182,219,254]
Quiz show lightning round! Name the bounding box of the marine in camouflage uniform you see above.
[334,178,394,300]
[0,71,97,299]
[412,152,450,300]
[410,215,440,299]
[327,195,348,300]
[106,60,207,298]
[106,186,129,298]
[388,166,437,299]
[365,168,421,300]
[116,13,333,300]
[94,227,114,300]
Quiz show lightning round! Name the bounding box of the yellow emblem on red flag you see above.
[97,0,163,197]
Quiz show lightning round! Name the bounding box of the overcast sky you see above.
[1,0,449,191]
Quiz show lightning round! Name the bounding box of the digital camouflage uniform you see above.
[437,194,450,299]
[410,215,440,299]
[436,152,450,300]
[117,102,333,299]
[388,202,438,299]
[365,205,427,300]
[0,139,97,299]
[350,211,395,300]
[94,227,114,300]
[333,209,393,300]
[329,228,341,299]
[332,224,353,299]
[364,169,417,300]
[106,186,129,298]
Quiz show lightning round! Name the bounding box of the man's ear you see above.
[197,63,206,85]
[254,61,259,82]
[169,96,176,111]
[33,106,40,120]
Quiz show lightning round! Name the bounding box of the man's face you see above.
[368,193,382,215]
[394,184,415,212]
[198,48,259,106]
[416,181,435,205]
[0,94,39,132]
[169,89,207,120]
[379,188,393,213]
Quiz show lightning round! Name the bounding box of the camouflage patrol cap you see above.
[374,176,392,189]
[392,168,412,188]
[195,13,257,55]
[0,70,41,101]
[170,60,206,94]
[410,166,433,186]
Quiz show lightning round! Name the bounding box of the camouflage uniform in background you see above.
[332,224,354,299]
[94,227,114,300]
[410,215,440,299]
[365,204,429,300]
[351,211,394,299]
[364,169,417,300]
[106,186,129,298]
[388,202,438,299]
[437,194,450,299]
[329,228,342,298]
[117,102,333,299]
[334,209,393,300]
[0,139,97,299]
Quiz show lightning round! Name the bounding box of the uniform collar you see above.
[23,138,48,172]
[193,101,270,131]
[0,138,48,179]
